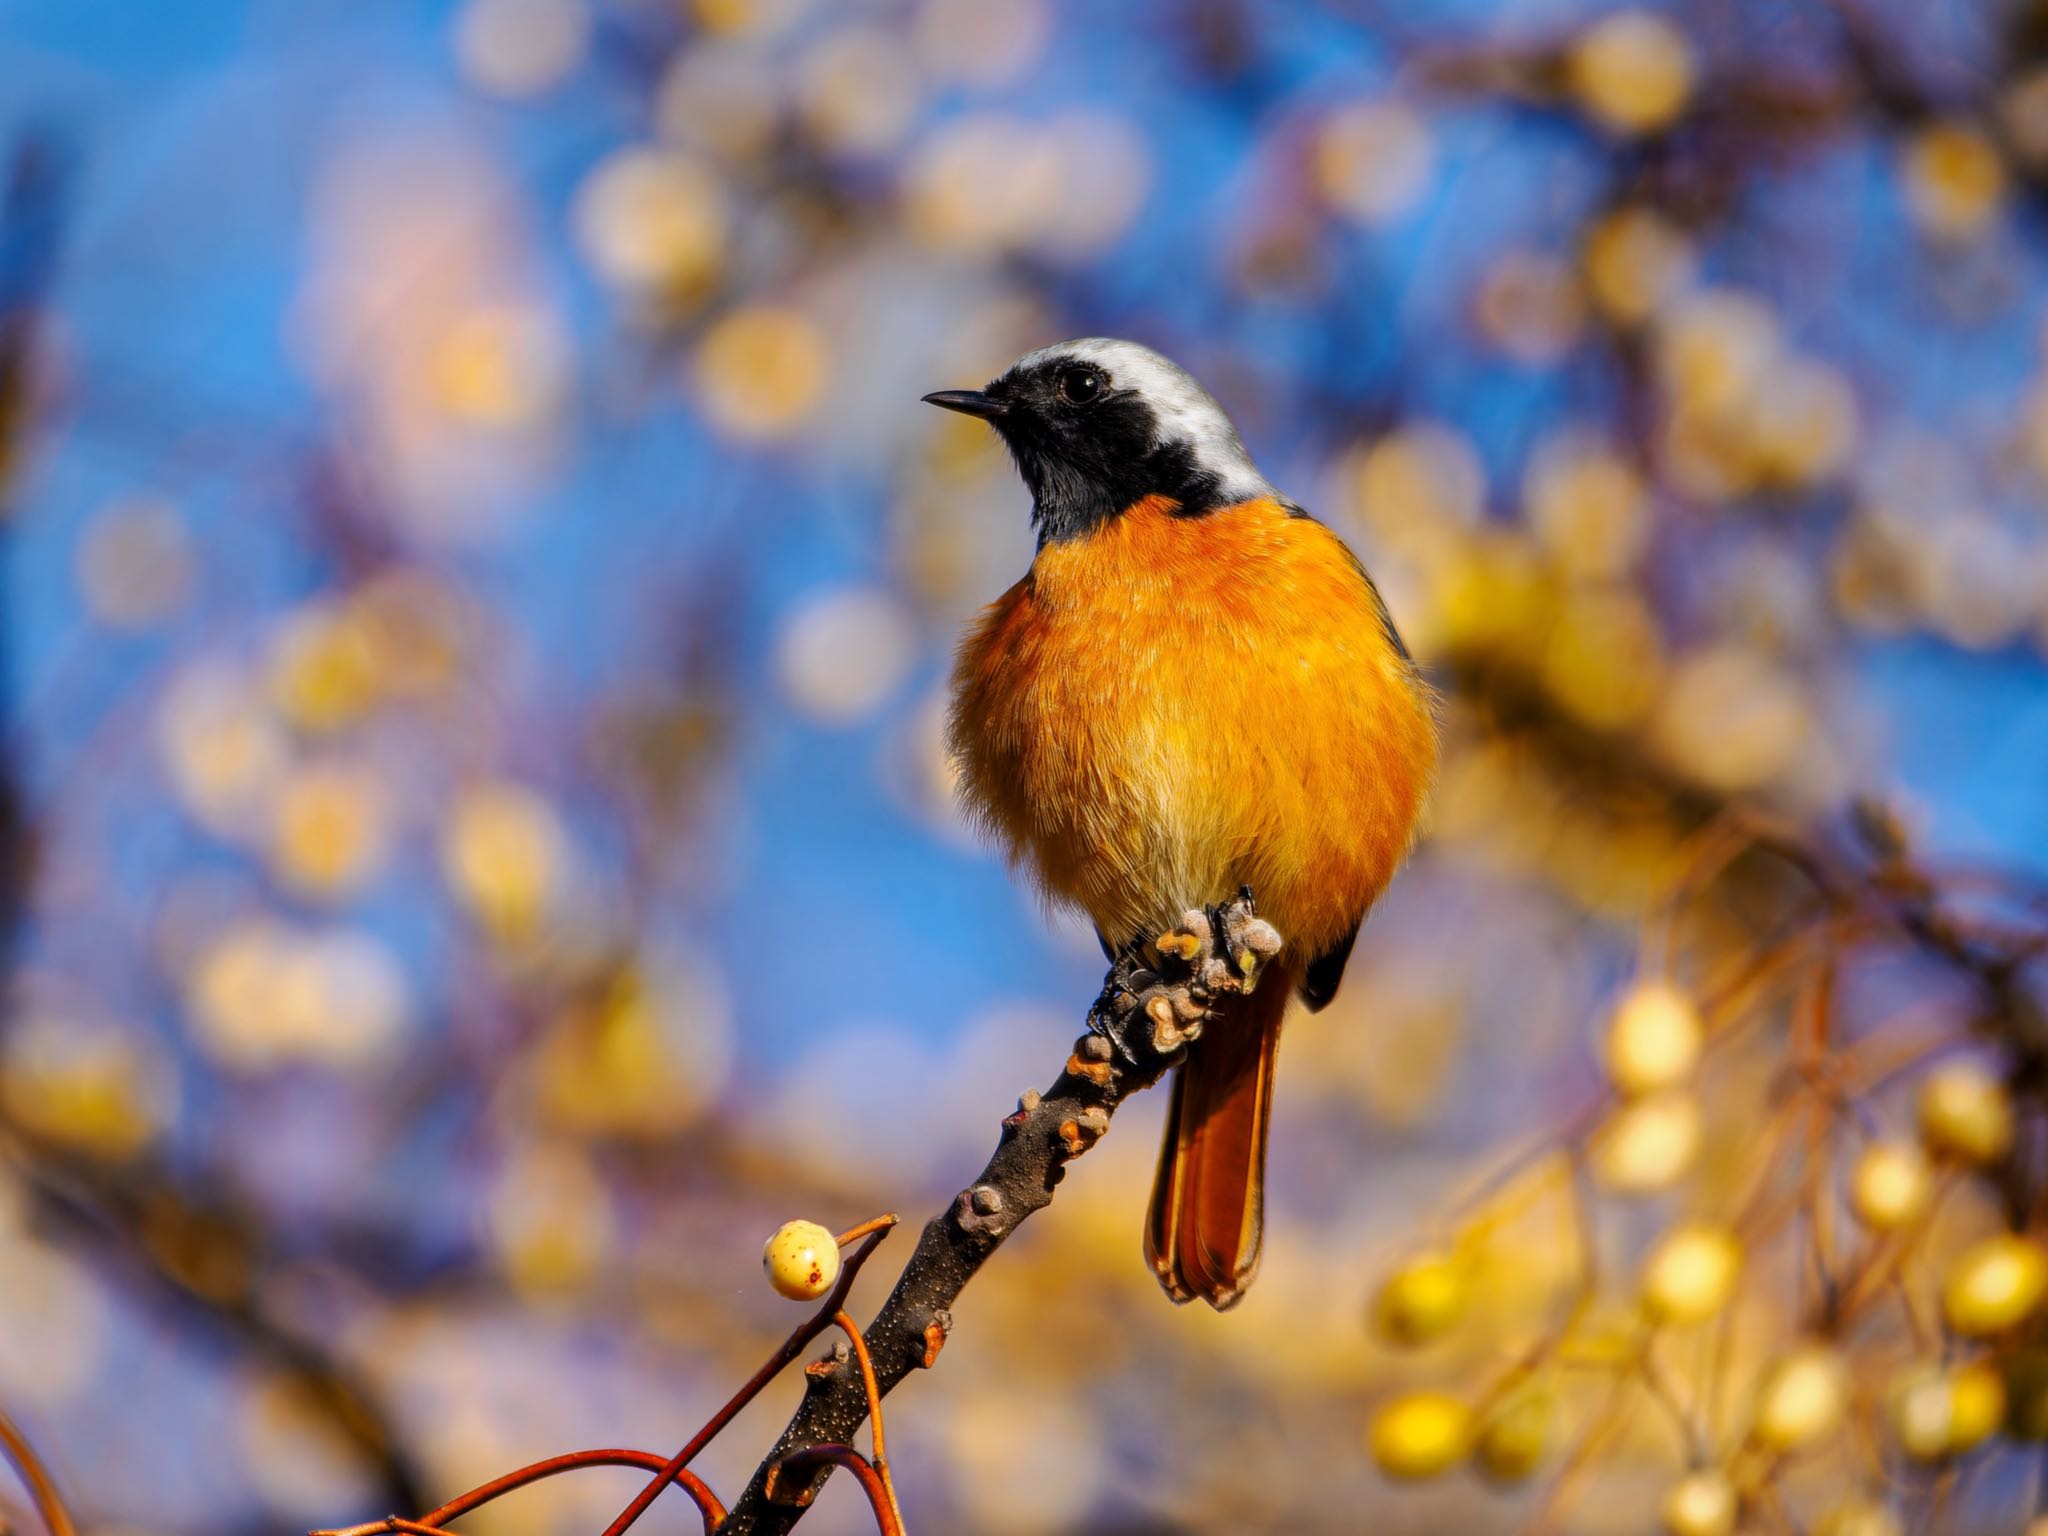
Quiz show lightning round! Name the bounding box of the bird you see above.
[928,338,1438,1310]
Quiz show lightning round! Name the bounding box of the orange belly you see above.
[948,495,1436,959]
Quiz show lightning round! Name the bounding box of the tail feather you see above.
[1144,973,1290,1310]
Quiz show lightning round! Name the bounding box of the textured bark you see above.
[718,894,1278,1534]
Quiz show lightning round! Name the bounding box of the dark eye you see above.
[1057,366,1104,405]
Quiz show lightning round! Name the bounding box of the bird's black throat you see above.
[991,390,1231,544]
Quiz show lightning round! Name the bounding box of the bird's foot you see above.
[1214,884,1284,993]
[1101,890,1284,1060]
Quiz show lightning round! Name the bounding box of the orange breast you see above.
[948,495,1436,958]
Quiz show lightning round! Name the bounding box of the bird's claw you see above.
[1100,890,1284,1061]
[1212,888,1284,993]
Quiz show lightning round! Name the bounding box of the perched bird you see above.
[930,339,1437,1310]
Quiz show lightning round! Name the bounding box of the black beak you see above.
[921,389,1008,420]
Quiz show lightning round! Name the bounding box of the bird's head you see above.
[924,338,1277,544]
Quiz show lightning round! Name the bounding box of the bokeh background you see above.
[5,0,2048,1532]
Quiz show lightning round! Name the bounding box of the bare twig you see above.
[832,1311,904,1532]
[712,892,1276,1535]
[311,1448,725,1536]
[765,1447,901,1536]
[0,1407,76,1536]
[597,1217,902,1536]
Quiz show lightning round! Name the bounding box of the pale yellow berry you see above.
[1368,1392,1470,1480]
[1374,1251,1470,1347]
[762,1219,839,1301]
[1473,1381,1552,1484]
[1754,1345,1849,1452]
[1918,1062,2014,1166]
[1848,1141,1932,1231]
[1603,980,1703,1097]
[1661,1469,1737,1536]
[1641,1223,1743,1326]
[1943,1232,2048,1336]
[1817,1498,1903,1536]
[1593,1090,1701,1193]
[1890,1360,2007,1459]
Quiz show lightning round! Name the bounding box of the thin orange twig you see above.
[309,1450,725,1536]
[597,1215,900,1536]
[770,1446,903,1536]
[835,1310,906,1533]
[0,1408,75,1536]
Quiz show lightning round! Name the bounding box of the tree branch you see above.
[709,892,1279,1535]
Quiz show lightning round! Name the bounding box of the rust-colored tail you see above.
[1144,973,1291,1310]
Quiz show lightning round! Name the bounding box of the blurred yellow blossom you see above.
[349,569,472,698]
[901,110,1151,260]
[1651,645,1808,793]
[1,1014,167,1162]
[488,1141,616,1297]
[904,113,1059,256]
[1540,590,1665,729]
[1569,12,1696,137]
[1903,122,2006,241]
[269,603,383,734]
[1348,421,1486,538]
[189,919,411,1072]
[1584,206,1695,324]
[426,304,568,431]
[797,27,922,158]
[1658,289,1780,420]
[1314,102,1436,227]
[270,760,389,899]
[1525,434,1650,582]
[443,780,567,941]
[572,146,727,301]
[691,304,830,440]
[690,0,809,38]
[160,658,289,839]
[1746,359,1858,489]
[532,955,734,1138]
